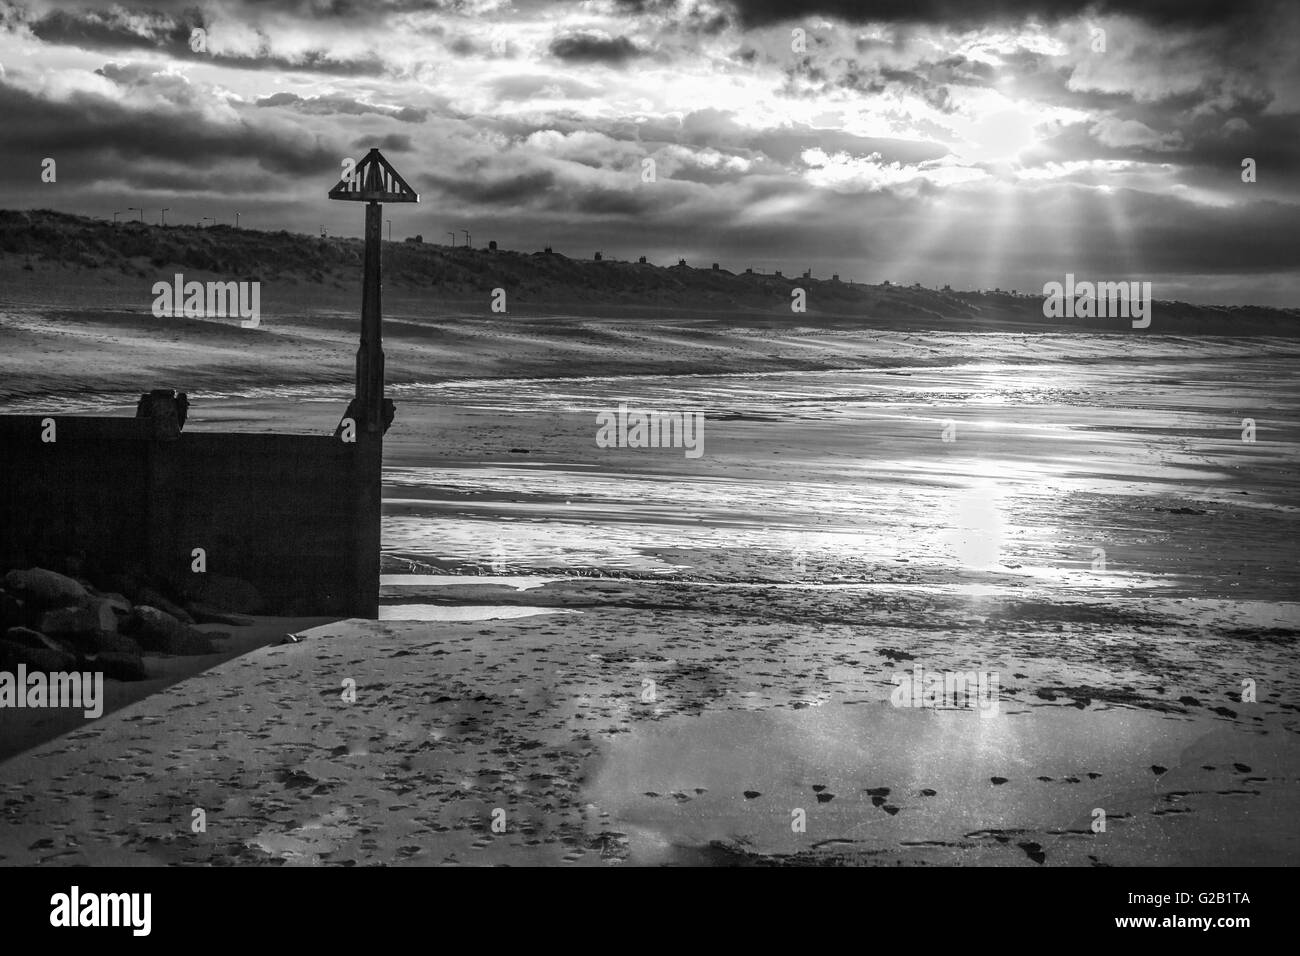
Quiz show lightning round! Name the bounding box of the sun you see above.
[957,107,1045,165]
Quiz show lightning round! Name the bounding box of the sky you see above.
[1,0,1297,305]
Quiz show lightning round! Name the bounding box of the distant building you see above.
[712,262,719,271]
[594,251,602,261]
[544,245,553,254]
[678,258,687,266]
[404,235,423,244]
[638,255,647,264]
[774,270,783,278]
[832,274,839,282]
[803,269,812,278]
[488,240,498,251]
[745,267,752,274]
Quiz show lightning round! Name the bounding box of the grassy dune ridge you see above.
[3,207,1297,331]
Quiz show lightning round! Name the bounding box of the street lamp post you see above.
[128,207,143,222]
[386,219,392,241]
[113,211,122,225]
[160,208,169,226]
[462,230,471,249]
[447,232,456,246]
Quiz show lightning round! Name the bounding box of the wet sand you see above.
[1,315,1297,865]
[0,592,1294,866]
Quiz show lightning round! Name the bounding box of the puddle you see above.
[585,701,1244,864]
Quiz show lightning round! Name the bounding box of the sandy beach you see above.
[2,293,1296,865]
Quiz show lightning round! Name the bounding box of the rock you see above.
[186,602,255,626]
[77,631,144,657]
[3,568,88,609]
[90,651,149,682]
[137,587,194,624]
[0,589,27,630]
[127,606,216,655]
[89,598,119,632]
[0,639,77,673]
[180,574,263,614]
[39,604,106,637]
[4,626,71,657]
[101,593,133,617]
[103,572,145,602]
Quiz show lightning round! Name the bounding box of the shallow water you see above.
[585,697,1295,865]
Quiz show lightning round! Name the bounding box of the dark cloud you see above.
[0,79,339,188]
[549,33,645,65]
[23,7,386,75]
[420,169,559,206]
[711,0,1278,27]
[28,8,193,52]
[353,133,414,152]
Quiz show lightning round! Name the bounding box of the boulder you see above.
[0,639,77,673]
[4,626,71,656]
[180,574,263,614]
[0,590,27,630]
[128,606,216,656]
[87,631,144,657]
[38,604,107,637]
[3,568,88,609]
[101,593,133,617]
[136,587,194,624]
[90,651,149,682]
[103,572,145,602]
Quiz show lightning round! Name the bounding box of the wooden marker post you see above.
[328,149,419,616]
